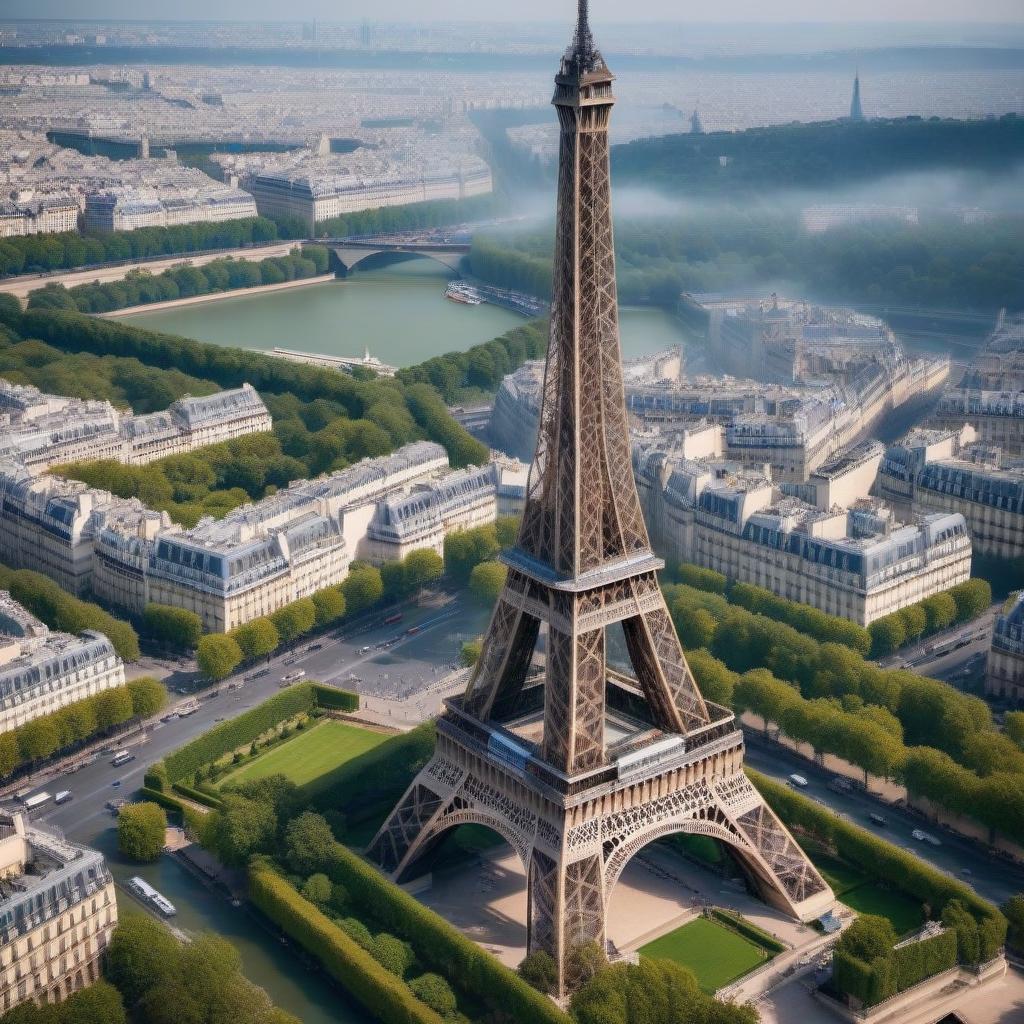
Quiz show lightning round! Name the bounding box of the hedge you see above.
[709,908,786,954]
[163,684,318,782]
[834,923,958,1006]
[171,781,224,810]
[139,786,207,834]
[161,682,359,782]
[324,843,569,1024]
[747,768,1007,960]
[313,684,360,713]
[249,864,445,1024]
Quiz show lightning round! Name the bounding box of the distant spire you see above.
[849,70,864,121]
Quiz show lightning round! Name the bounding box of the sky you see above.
[4,1,1024,24]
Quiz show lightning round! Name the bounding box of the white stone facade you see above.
[0,592,125,732]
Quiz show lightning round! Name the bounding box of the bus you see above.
[111,750,134,767]
[20,791,52,812]
[176,698,200,717]
[383,612,403,626]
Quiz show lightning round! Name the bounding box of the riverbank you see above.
[98,273,336,318]
[0,240,303,304]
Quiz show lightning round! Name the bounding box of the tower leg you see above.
[529,849,606,996]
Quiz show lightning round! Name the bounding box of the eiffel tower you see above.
[369,1,833,993]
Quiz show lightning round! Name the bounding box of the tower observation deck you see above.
[369,1,834,995]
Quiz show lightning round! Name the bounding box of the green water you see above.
[122,259,689,365]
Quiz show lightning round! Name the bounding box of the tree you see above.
[118,801,167,862]
[1006,712,1024,751]
[566,941,605,988]
[233,617,280,660]
[205,794,277,866]
[371,933,415,977]
[126,677,168,719]
[444,524,499,582]
[341,564,384,615]
[301,872,333,906]
[469,560,507,603]
[269,599,317,645]
[571,957,755,1024]
[106,914,180,1009]
[518,950,558,994]
[460,639,482,667]
[897,605,927,644]
[1002,894,1024,954]
[409,974,457,1016]
[0,731,20,778]
[869,615,906,657]
[495,515,520,548]
[57,980,127,1024]
[284,811,335,874]
[17,716,60,762]
[674,607,717,649]
[949,579,992,623]
[143,603,203,649]
[197,633,243,681]
[403,548,444,592]
[311,587,346,627]
[921,593,957,633]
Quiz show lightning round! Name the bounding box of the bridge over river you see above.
[320,238,470,275]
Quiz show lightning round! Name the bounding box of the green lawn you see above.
[841,883,924,937]
[218,720,390,794]
[639,917,770,992]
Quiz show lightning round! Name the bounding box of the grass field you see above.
[218,720,390,794]
[804,845,924,937]
[639,917,770,992]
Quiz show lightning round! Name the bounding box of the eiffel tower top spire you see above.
[564,0,605,73]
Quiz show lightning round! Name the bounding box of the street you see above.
[744,735,1024,907]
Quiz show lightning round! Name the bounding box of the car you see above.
[360,646,372,654]
[112,780,122,788]
[307,643,323,652]
[788,774,809,788]
[282,669,305,684]
[868,813,887,827]
[214,716,225,722]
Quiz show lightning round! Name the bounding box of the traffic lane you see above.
[743,740,1023,906]
[29,603,485,833]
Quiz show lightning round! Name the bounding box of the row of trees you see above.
[668,584,1024,841]
[396,319,548,403]
[0,565,139,661]
[612,115,1024,196]
[669,565,872,655]
[0,677,166,780]
[313,191,499,240]
[7,307,488,470]
[27,247,329,314]
[867,579,992,657]
[468,206,1024,312]
[0,216,296,278]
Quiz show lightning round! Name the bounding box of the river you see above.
[121,259,691,365]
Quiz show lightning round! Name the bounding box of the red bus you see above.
[383,612,403,625]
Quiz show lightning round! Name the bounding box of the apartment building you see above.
[0,813,117,1014]
[986,592,1024,703]
[876,425,1024,560]
[362,463,498,562]
[635,445,972,626]
[140,442,448,631]
[0,592,125,733]
[0,380,272,474]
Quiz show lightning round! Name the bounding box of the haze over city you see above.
[0,4,1021,1024]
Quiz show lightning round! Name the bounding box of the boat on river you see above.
[127,876,177,916]
[444,281,483,305]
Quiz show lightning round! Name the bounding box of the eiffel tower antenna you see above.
[369,3,834,995]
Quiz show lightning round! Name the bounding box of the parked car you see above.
[788,774,809,788]
[868,813,887,827]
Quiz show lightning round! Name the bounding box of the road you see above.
[744,734,1024,907]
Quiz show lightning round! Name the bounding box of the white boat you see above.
[127,876,177,916]
[444,281,483,305]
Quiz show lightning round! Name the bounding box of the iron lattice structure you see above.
[369,2,833,994]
